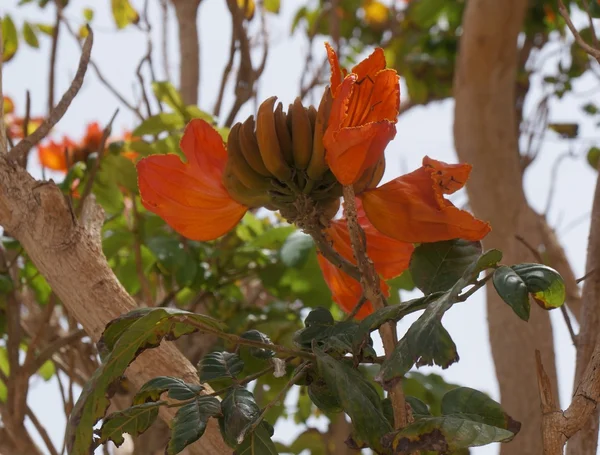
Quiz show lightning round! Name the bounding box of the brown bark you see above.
[454,1,559,454]
[171,0,202,105]
[566,168,600,454]
[0,156,228,454]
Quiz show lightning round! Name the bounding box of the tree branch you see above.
[9,27,93,163]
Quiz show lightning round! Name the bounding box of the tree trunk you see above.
[170,0,202,106]
[0,155,229,454]
[566,166,600,454]
[454,1,559,454]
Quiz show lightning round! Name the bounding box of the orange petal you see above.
[82,122,104,151]
[317,254,384,319]
[351,47,386,82]
[326,199,414,280]
[362,69,400,125]
[325,42,343,95]
[38,137,77,171]
[325,120,396,185]
[361,158,491,243]
[137,120,247,241]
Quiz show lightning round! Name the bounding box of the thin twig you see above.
[160,0,172,82]
[558,0,600,64]
[28,329,86,376]
[48,3,62,113]
[560,305,578,345]
[244,361,310,437]
[308,227,361,281]
[9,27,94,162]
[209,363,277,397]
[341,185,407,429]
[61,19,144,120]
[19,90,31,167]
[26,406,60,455]
[576,268,596,284]
[75,109,119,216]
[181,317,315,360]
[515,234,543,263]
[21,295,57,374]
[581,0,599,51]
[345,296,367,321]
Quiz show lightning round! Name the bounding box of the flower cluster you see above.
[136,44,491,318]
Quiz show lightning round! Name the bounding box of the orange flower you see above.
[137,119,248,241]
[361,156,491,243]
[318,199,414,319]
[38,137,78,171]
[324,43,399,185]
[38,122,103,172]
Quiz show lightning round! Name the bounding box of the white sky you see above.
[2,0,599,454]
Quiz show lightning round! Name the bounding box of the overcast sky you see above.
[2,0,599,453]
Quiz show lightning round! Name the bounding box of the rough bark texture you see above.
[566,167,600,454]
[171,0,202,105]
[454,1,559,454]
[0,155,229,454]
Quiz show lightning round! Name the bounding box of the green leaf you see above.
[83,8,94,22]
[2,15,19,62]
[99,308,224,358]
[548,122,579,138]
[386,387,520,452]
[151,81,185,113]
[166,396,221,454]
[511,263,566,310]
[133,376,204,404]
[111,0,139,29]
[492,266,530,321]
[22,22,39,48]
[99,402,161,447]
[315,349,392,452]
[264,0,280,13]
[36,23,54,36]
[133,112,184,136]
[276,429,327,455]
[377,291,459,387]
[280,232,314,268]
[240,330,275,359]
[587,146,600,171]
[307,377,343,413]
[219,387,261,446]
[235,422,279,454]
[387,271,416,305]
[405,396,431,418]
[0,347,8,402]
[304,307,334,327]
[352,294,439,352]
[67,308,224,455]
[409,239,483,294]
[198,352,244,382]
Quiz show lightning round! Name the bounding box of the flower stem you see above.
[341,185,408,429]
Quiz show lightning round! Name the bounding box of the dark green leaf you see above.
[511,263,566,310]
[409,240,482,294]
[133,112,184,136]
[352,294,438,352]
[198,352,244,382]
[235,422,279,455]
[307,377,343,413]
[133,376,204,404]
[2,15,19,62]
[376,292,459,387]
[406,396,431,418]
[111,0,139,28]
[280,232,314,268]
[583,103,599,115]
[99,402,160,447]
[99,307,224,358]
[315,349,392,452]
[240,330,275,359]
[492,266,530,321]
[385,387,520,452]
[304,307,334,327]
[166,396,222,454]
[22,22,39,48]
[68,308,223,454]
[219,387,261,446]
[548,122,579,138]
